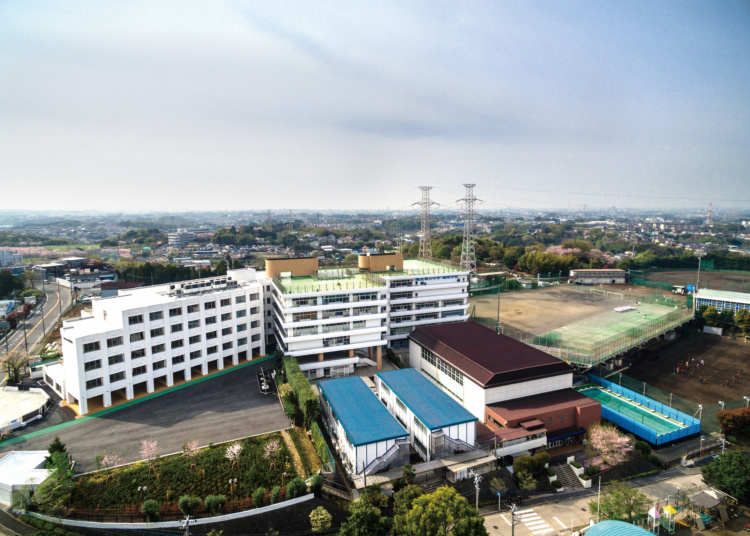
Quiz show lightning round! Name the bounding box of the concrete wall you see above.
[265,258,319,279]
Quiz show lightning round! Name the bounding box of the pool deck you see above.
[580,386,687,430]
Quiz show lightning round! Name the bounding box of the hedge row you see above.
[282,356,319,428]
[311,423,332,467]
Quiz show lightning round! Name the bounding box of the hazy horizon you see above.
[2,2,749,212]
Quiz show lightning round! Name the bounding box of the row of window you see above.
[422,347,463,385]
[126,296,256,326]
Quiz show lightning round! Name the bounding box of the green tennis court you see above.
[581,387,685,436]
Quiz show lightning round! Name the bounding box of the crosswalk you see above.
[514,509,554,535]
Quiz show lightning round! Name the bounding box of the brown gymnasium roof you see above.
[408,322,573,388]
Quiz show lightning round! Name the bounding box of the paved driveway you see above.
[1,361,289,473]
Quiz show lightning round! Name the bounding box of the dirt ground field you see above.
[470,284,681,335]
[641,270,750,293]
[627,333,750,405]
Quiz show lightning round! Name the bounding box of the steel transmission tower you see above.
[414,187,437,261]
[459,184,479,279]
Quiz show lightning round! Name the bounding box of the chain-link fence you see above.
[604,372,748,435]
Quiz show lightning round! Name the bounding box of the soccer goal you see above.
[591,289,607,297]
[607,291,624,300]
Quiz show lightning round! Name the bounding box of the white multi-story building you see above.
[167,229,197,249]
[0,250,23,267]
[44,269,266,415]
[266,254,469,377]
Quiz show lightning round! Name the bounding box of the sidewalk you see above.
[0,510,35,536]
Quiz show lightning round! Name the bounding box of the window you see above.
[128,315,143,325]
[150,327,164,337]
[323,335,349,347]
[188,319,200,329]
[236,295,246,304]
[221,298,231,307]
[131,349,146,359]
[251,334,261,342]
[249,307,259,315]
[187,304,199,313]
[414,417,428,435]
[250,320,259,329]
[207,346,218,355]
[86,378,103,389]
[381,382,390,396]
[353,292,378,302]
[171,323,183,333]
[293,311,317,321]
[222,341,233,350]
[169,307,182,317]
[206,331,217,340]
[443,299,464,307]
[149,311,163,321]
[292,297,316,307]
[107,336,123,348]
[322,295,349,305]
[442,310,464,318]
[204,301,216,310]
[172,355,185,365]
[83,342,100,353]
[222,327,232,336]
[249,293,259,301]
[559,414,564,422]
[352,320,366,329]
[190,350,202,360]
[548,417,552,424]
[108,354,124,365]
[84,359,102,371]
[220,312,231,322]
[152,344,165,354]
[206,316,217,324]
[396,397,406,412]
[109,372,125,383]
[323,322,348,333]
[130,332,145,343]
[133,366,147,376]
[237,337,248,346]
[235,310,246,318]
[171,339,184,349]
[391,291,413,300]
[189,335,201,344]
[416,301,439,310]
[153,360,166,371]
[237,323,247,332]
[353,306,378,316]
[322,309,347,319]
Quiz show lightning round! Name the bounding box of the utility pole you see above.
[414,186,437,261]
[597,476,601,522]
[696,252,704,293]
[458,184,480,280]
[40,277,46,338]
[470,469,482,510]
[180,515,193,536]
[511,504,519,536]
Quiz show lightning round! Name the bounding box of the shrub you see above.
[551,481,563,489]
[647,455,662,468]
[177,496,202,517]
[585,465,601,477]
[532,452,550,472]
[269,486,282,504]
[580,474,591,481]
[252,487,267,508]
[513,455,536,476]
[141,499,161,521]
[204,495,226,514]
[570,461,582,469]
[286,477,307,499]
[309,474,323,495]
[545,467,555,477]
[634,441,652,456]
[283,356,320,428]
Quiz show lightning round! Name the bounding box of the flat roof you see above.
[487,388,600,422]
[409,322,573,388]
[0,451,50,488]
[376,368,477,430]
[695,289,750,304]
[587,521,653,536]
[319,376,407,447]
[277,271,382,294]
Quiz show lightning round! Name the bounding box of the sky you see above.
[1,1,749,213]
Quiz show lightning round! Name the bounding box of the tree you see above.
[516,470,537,495]
[142,499,161,521]
[402,464,415,485]
[100,452,121,470]
[735,309,750,335]
[225,441,243,467]
[2,351,28,386]
[253,487,267,507]
[22,270,40,289]
[359,484,388,509]
[0,270,24,300]
[35,451,73,516]
[344,254,359,264]
[701,450,750,501]
[178,495,202,517]
[182,440,199,458]
[286,477,308,499]
[587,424,634,466]
[403,486,488,536]
[204,495,227,514]
[140,438,160,465]
[46,436,68,465]
[716,407,750,437]
[309,506,333,532]
[339,501,392,536]
[702,306,719,327]
[394,484,423,534]
[588,482,649,522]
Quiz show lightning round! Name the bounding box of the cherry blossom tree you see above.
[182,440,199,458]
[140,439,160,465]
[588,424,634,466]
[264,439,280,459]
[101,452,121,469]
[225,442,243,468]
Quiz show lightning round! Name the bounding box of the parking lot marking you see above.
[554,517,566,529]
[501,515,511,527]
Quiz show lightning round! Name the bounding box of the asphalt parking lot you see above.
[0,361,289,473]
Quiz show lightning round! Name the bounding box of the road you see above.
[484,469,706,536]
[0,360,289,473]
[0,282,74,357]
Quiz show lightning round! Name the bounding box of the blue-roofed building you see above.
[376,368,477,462]
[586,521,653,536]
[318,376,409,476]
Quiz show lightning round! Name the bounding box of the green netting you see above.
[632,279,673,291]
[580,388,683,435]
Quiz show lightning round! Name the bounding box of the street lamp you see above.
[744,396,749,408]
[719,401,725,411]
[228,478,237,496]
[700,437,705,456]
[676,486,680,508]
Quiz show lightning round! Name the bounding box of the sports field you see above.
[470,285,691,365]
[635,269,750,293]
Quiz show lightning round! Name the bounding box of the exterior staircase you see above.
[552,463,582,489]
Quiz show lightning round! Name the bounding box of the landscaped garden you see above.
[68,433,303,514]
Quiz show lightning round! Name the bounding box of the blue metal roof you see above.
[376,368,477,431]
[586,521,653,536]
[318,376,407,447]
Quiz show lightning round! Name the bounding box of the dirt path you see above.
[281,429,306,478]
